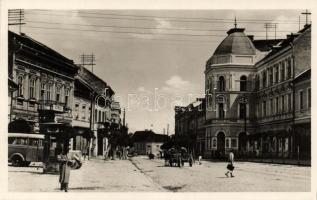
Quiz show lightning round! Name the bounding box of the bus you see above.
[8,133,45,166]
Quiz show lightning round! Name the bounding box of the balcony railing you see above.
[38,100,71,112]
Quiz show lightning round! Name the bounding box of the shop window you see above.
[231,138,237,148]
[225,138,230,148]
[212,138,217,148]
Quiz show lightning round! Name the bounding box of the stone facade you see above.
[175,25,311,161]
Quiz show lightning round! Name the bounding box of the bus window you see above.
[8,138,15,144]
[29,139,39,146]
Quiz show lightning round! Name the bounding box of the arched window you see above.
[240,75,247,91]
[17,76,24,97]
[218,76,225,91]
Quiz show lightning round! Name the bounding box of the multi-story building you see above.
[8,31,121,159]
[8,31,78,133]
[175,98,205,156]
[201,24,311,161]
[75,65,115,157]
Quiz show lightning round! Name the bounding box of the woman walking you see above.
[225,150,235,178]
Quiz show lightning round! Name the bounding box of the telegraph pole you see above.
[8,9,25,33]
[80,53,96,73]
[301,9,311,26]
[264,23,277,40]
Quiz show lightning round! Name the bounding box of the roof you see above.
[213,28,256,56]
[257,25,311,64]
[132,130,168,143]
[9,31,75,67]
[294,68,311,82]
[251,39,284,52]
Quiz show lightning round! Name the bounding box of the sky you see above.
[8,9,308,134]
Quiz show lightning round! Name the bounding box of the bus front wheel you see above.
[11,156,23,167]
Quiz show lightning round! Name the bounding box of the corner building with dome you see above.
[203,25,311,162]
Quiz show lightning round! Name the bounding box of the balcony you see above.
[38,100,70,113]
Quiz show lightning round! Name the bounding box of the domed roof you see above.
[213,28,256,56]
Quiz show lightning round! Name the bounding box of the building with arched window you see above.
[201,24,311,162]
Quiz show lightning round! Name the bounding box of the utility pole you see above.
[301,9,311,26]
[264,23,277,40]
[167,123,169,136]
[122,108,126,127]
[8,9,25,33]
[80,53,96,73]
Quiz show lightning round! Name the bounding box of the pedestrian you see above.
[57,143,75,192]
[198,155,202,165]
[225,149,235,178]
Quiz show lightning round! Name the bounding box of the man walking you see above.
[225,150,235,178]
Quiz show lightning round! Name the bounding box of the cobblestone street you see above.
[9,156,310,192]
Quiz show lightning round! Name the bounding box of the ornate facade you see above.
[203,25,311,160]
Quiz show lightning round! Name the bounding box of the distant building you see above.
[175,98,205,156]
[132,130,168,157]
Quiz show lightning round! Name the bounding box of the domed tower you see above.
[204,25,260,158]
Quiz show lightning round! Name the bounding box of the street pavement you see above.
[8,156,310,192]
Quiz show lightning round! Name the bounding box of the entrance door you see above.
[97,133,103,156]
[239,132,247,157]
[217,132,225,157]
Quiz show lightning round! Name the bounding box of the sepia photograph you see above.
[2,4,312,197]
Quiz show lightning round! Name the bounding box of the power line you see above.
[24,20,295,33]
[24,11,304,25]
[21,30,224,45]
[29,9,304,24]
[22,25,229,37]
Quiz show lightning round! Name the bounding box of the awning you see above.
[39,122,75,139]
[8,119,34,133]
[73,126,94,139]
